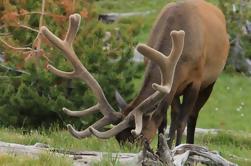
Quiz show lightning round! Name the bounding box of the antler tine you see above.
[41,13,124,139]
[89,92,161,138]
[62,104,99,117]
[67,116,118,139]
[90,30,185,138]
[130,91,163,136]
[41,14,81,76]
[137,30,185,93]
[130,30,185,136]
[89,117,131,139]
[65,14,81,45]
[67,124,92,139]
[131,111,143,136]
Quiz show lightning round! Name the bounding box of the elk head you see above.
[41,14,185,143]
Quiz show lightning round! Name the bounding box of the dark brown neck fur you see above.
[122,62,161,116]
[122,3,179,116]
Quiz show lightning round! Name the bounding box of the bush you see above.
[0,0,142,129]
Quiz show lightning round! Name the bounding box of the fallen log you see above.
[173,127,220,135]
[0,135,238,166]
[98,11,153,23]
[0,141,138,166]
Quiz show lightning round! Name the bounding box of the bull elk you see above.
[41,0,229,147]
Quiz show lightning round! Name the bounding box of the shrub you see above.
[0,0,142,129]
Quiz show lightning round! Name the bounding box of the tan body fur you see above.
[116,0,229,146]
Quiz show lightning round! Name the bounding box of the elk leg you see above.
[156,99,169,150]
[186,82,215,144]
[176,83,200,146]
[167,96,181,148]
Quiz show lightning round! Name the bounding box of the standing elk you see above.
[41,0,229,148]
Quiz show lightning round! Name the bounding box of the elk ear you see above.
[115,90,128,111]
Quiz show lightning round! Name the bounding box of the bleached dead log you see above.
[165,127,220,136]
[0,139,238,166]
[184,127,220,135]
[0,141,47,156]
[98,11,153,23]
[0,141,139,166]
[172,144,237,166]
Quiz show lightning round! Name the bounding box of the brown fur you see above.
[116,0,229,146]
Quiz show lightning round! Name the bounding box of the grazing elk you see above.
[41,0,229,148]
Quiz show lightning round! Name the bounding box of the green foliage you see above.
[0,1,142,128]
[218,0,251,58]
[0,63,73,128]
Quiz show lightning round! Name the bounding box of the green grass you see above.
[95,0,219,13]
[0,127,250,165]
[198,72,251,132]
[0,127,140,153]
[196,132,251,165]
[95,0,219,43]
[94,0,169,43]
[0,127,141,166]
[1,0,251,165]
[0,153,73,166]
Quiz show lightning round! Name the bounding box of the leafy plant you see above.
[0,0,142,129]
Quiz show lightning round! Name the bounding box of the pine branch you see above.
[0,38,32,51]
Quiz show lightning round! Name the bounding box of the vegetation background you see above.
[0,0,250,165]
